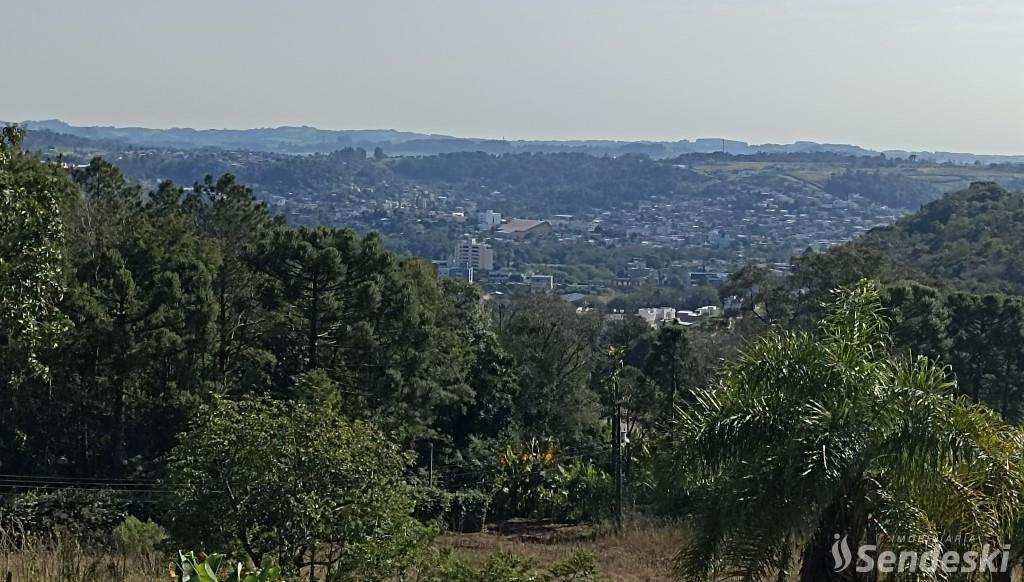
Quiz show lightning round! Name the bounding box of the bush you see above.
[557,461,612,522]
[448,490,491,533]
[0,489,131,542]
[411,485,452,523]
[410,486,490,533]
[112,515,166,556]
[168,395,433,580]
[490,440,612,522]
[491,440,559,520]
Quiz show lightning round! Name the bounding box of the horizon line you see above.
[12,117,1024,159]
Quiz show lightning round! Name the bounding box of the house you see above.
[613,267,658,288]
[637,307,677,328]
[723,295,743,313]
[696,305,721,318]
[488,270,512,285]
[495,219,553,239]
[612,277,645,288]
[605,310,627,322]
[677,310,702,324]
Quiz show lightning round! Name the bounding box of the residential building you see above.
[478,210,502,230]
[638,307,677,328]
[454,238,495,271]
[689,271,728,287]
[529,274,554,291]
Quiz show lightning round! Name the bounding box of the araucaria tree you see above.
[670,281,1024,582]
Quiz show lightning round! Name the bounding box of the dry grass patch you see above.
[438,519,682,581]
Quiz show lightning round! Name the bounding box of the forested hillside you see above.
[859,181,1024,294]
[27,128,1024,220]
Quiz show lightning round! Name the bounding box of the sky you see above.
[4,0,1024,154]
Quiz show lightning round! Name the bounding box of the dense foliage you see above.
[169,397,429,579]
[671,282,1024,582]
[0,126,73,382]
[860,181,1024,294]
[823,168,941,208]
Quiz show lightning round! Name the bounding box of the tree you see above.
[0,125,75,473]
[54,162,216,474]
[642,326,699,413]
[946,292,1024,421]
[169,396,432,580]
[670,281,1024,582]
[496,296,604,448]
[257,227,358,378]
[0,125,72,382]
[190,174,281,392]
[256,228,478,442]
[880,281,951,361]
[435,280,520,450]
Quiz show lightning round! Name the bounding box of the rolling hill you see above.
[858,181,1024,294]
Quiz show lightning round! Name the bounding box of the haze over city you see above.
[5,0,1024,154]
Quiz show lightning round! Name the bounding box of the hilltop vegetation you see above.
[25,127,1024,219]
[859,181,1024,294]
[19,119,1024,165]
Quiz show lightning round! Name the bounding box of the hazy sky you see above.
[4,0,1024,153]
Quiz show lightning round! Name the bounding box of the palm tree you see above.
[669,281,1024,582]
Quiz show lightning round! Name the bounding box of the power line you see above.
[0,473,161,484]
[0,479,169,493]
[0,479,170,492]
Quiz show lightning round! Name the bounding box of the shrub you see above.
[113,515,166,556]
[0,489,131,542]
[411,485,452,523]
[448,490,491,533]
[491,439,559,520]
[557,461,612,522]
[491,440,612,522]
[168,395,433,580]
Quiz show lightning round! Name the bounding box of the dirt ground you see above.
[437,519,682,581]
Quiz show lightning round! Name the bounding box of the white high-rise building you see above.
[454,238,495,271]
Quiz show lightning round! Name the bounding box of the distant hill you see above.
[858,182,1024,294]
[14,118,1024,162]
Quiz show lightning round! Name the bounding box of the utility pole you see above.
[613,387,623,530]
[608,346,625,531]
[428,442,435,487]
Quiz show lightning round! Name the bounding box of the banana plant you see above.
[171,550,282,582]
